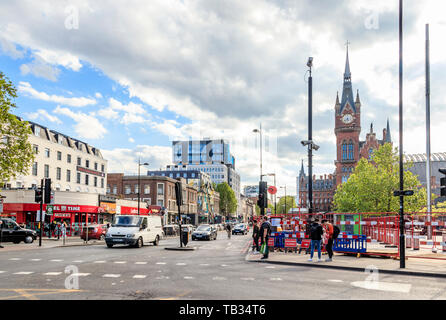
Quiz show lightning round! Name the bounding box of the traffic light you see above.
[34,188,42,203]
[175,181,183,206]
[440,168,446,197]
[44,178,52,204]
[257,181,268,208]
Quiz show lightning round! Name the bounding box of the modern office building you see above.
[2,118,107,195]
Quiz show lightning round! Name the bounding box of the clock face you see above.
[342,114,353,124]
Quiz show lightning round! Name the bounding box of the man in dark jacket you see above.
[259,216,272,259]
[308,218,324,262]
[252,220,260,253]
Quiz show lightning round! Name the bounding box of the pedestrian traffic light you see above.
[440,168,446,197]
[44,178,52,204]
[34,189,42,203]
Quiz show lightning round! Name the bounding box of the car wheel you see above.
[135,237,143,248]
[153,235,160,246]
[25,236,34,244]
[106,243,113,248]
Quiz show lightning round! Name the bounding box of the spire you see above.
[299,159,305,177]
[339,41,356,114]
[385,118,392,143]
[336,91,340,105]
[355,89,360,104]
[370,122,373,133]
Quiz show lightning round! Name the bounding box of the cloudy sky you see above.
[1,0,445,197]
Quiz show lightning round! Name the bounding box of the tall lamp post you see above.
[138,159,149,215]
[280,186,287,215]
[253,124,264,215]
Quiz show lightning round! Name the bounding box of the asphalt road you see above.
[0,231,445,300]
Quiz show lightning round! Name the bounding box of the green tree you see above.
[0,72,34,183]
[333,143,428,213]
[216,182,237,217]
[276,196,296,214]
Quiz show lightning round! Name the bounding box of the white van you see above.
[105,215,163,248]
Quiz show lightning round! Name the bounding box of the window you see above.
[107,185,111,193]
[348,141,354,160]
[32,162,38,176]
[66,170,71,182]
[45,148,50,158]
[85,160,89,168]
[77,157,81,166]
[94,162,98,171]
[157,199,164,207]
[44,165,49,178]
[101,164,105,172]
[125,185,131,194]
[144,185,150,194]
[56,167,61,180]
[135,184,139,194]
[77,172,81,184]
[34,126,41,137]
[101,178,104,188]
[58,135,63,144]
[57,151,62,161]
[33,144,39,154]
[157,183,164,195]
[146,198,152,205]
[67,154,71,163]
[113,186,117,194]
[94,177,97,187]
[85,174,89,185]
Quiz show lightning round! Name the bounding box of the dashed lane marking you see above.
[94,261,106,263]
[113,261,127,264]
[30,259,41,261]
[72,260,84,263]
[8,258,21,261]
[135,262,147,265]
[176,263,187,266]
[241,277,255,281]
[329,279,343,283]
[72,273,90,277]
[133,275,147,279]
[44,272,62,276]
[156,262,166,265]
[50,259,64,262]
[183,276,194,280]
[103,274,121,278]
[270,278,282,281]
[13,272,34,275]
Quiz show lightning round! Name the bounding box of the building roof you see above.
[404,152,446,163]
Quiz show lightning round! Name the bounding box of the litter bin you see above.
[181,228,190,246]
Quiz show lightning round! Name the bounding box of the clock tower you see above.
[334,44,361,186]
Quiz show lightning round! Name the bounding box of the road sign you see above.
[268,186,277,195]
[46,205,54,216]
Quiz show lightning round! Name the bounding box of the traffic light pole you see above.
[308,65,313,217]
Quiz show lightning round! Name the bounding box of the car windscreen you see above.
[235,224,244,228]
[113,216,142,227]
[196,226,210,231]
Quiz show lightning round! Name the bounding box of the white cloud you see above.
[20,57,61,81]
[53,106,107,140]
[128,137,135,143]
[18,82,97,107]
[25,109,62,124]
[95,92,103,99]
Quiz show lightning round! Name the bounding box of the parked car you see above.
[163,224,179,236]
[105,215,163,248]
[0,218,37,244]
[192,224,217,241]
[232,223,248,235]
[81,224,108,241]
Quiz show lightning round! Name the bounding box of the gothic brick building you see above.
[297,45,392,212]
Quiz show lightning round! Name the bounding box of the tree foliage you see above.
[276,196,296,214]
[216,182,237,216]
[333,143,428,213]
[0,72,34,183]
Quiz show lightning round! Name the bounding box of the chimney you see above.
[383,128,387,141]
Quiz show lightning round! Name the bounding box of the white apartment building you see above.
[3,119,107,195]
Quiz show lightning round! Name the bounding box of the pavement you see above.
[246,247,446,279]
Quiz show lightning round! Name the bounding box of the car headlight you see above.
[126,234,134,238]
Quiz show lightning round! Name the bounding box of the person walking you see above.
[252,220,260,253]
[56,222,61,240]
[308,218,324,262]
[61,222,67,243]
[322,219,334,262]
[259,215,272,260]
[226,223,232,239]
[0,220,4,248]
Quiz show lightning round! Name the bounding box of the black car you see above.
[192,224,217,241]
[0,218,37,244]
[232,223,248,235]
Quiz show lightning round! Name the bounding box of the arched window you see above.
[341,140,348,160]
[348,140,354,160]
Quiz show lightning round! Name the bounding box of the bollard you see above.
[413,229,420,250]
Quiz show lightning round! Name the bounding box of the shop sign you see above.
[54,213,71,218]
[76,166,105,177]
[100,202,116,214]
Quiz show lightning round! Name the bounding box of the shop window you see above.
[57,151,62,161]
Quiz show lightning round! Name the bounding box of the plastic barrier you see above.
[284,238,297,253]
[333,234,367,254]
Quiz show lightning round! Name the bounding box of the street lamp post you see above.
[253,124,264,215]
[138,159,150,215]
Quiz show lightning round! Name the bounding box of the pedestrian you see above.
[61,222,67,242]
[0,220,3,248]
[252,220,260,253]
[56,222,61,240]
[308,218,324,262]
[322,219,334,262]
[259,215,272,260]
[226,223,232,239]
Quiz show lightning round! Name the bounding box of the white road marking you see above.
[94,261,106,263]
[44,272,62,276]
[135,262,147,265]
[270,278,282,281]
[9,258,21,261]
[155,276,170,280]
[72,273,90,277]
[241,277,255,281]
[72,260,84,263]
[156,262,166,265]
[50,259,64,262]
[13,272,34,275]
[176,263,187,266]
[265,266,276,269]
[0,271,6,274]
[113,261,127,264]
[350,281,412,293]
[103,274,121,278]
[30,259,41,261]
[221,264,229,267]
[133,275,147,279]
[184,276,194,280]
[199,264,210,266]
[329,279,343,283]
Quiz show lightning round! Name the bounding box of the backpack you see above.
[332,225,341,239]
[310,224,320,239]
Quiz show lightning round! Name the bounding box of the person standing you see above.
[308,218,324,262]
[252,220,260,253]
[61,222,67,243]
[0,220,3,248]
[226,223,232,239]
[260,215,272,260]
[322,219,334,262]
